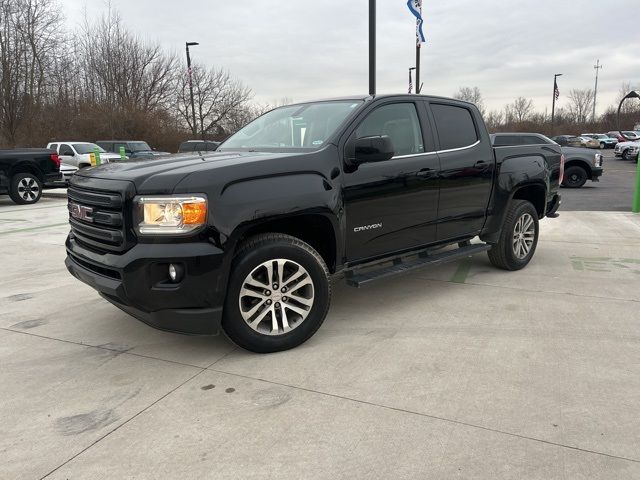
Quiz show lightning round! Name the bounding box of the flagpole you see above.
[551,73,562,132]
[369,0,376,96]
[415,43,421,94]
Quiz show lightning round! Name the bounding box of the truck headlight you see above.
[135,195,207,235]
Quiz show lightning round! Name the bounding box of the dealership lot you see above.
[1,153,640,479]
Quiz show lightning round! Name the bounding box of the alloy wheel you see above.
[512,213,535,259]
[238,258,315,335]
[17,177,40,202]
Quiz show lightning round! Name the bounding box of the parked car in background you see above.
[607,131,640,142]
[45,163,78,188]
[96,140,169,159]
[0,149,61,204]
[550,135,582,147]
[178,140,220,153]
[581,134,617,149]
[47,142,121,169]
[614,140,640,161]
[491,133,602,188]
[577,136,600,149]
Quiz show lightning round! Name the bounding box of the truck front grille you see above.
[68,185,131,253]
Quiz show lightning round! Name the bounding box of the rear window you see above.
[431,104,478,150]
[493,135,521,147]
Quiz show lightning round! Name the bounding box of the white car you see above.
[614,140,640,161]
[46,142,122,168]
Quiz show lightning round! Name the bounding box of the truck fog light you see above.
[168,264,184,283]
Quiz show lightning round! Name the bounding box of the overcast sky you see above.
[65,0,640,115]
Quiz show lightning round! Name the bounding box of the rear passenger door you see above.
[428,102,495,241]
[59,143,77,167]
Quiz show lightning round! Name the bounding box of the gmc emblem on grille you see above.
[69,202,94,222]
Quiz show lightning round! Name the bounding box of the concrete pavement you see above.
[1,195,639,479]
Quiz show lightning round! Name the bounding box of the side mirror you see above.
[350,135,395,165]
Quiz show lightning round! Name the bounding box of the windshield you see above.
[73,143,106,154]
[220,101,363,151]
[128,141,152,152]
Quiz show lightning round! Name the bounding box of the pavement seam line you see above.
[414,276,640,304]
[0,203,67,214]
[0,327,206,370]
[39,368,207,480]
[207,367,640,465]
[0,222,69,235]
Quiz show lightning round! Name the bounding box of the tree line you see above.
[453,84,640,136]
[0,0,261,151]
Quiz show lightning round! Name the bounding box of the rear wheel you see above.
[9,173,43,205]
[223,233,331,353]
[488,200,539,271]
[562,165,588,188]
[599,142,605,149]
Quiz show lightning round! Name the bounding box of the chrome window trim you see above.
[436,140,480,154]
[393,140,481,159]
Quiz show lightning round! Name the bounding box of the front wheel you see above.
[622,149,632,161]
[223,233,331,353]
[562,166,588,188]
[488,200,539,271]
[9,173,43,205]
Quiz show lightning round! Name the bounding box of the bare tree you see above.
[453,86,485,116]
[0,0,63,146]
[484,109,504,132]
[505,97,534,123]
[177,64,252,138]
[566,89,594,124]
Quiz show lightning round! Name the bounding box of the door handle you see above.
[416,168,435,178]
[474,160,489,168]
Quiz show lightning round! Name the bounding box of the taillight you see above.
[50,153,61,169]
[559,154,565,185]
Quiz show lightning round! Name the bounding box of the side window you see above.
[522,135,545,145]
[49,143,58,152]
[431,104,478,150]
[355,103,425,157]
[113,143,126,153]
[196,142,207,151]
[59,144,74,155]
[493,135,521,147]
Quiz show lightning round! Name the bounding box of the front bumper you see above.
[65,234,227,335]
[591,166,603,181]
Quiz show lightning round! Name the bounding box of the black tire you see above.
[562,165,588,188]
[622,149,632,161]
[599,142,605,150]
[222,233,331,353]
[9,172,43,205]
[488,200,539,271]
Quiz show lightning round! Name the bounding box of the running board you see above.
[345,243,491,288]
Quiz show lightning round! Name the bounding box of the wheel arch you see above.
[563,158,592,176]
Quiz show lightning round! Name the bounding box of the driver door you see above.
[342,101,440,262]
[58,144,77,167]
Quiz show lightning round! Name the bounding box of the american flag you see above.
[554,79,560,100]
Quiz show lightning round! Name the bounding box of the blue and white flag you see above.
[407,0,426,44]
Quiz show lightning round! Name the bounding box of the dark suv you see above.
[178,140,220,153]
[96,140,168,159]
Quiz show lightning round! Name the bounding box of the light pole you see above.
[551,73,562,132]
[185,41,199,137]
[593,59,602,121]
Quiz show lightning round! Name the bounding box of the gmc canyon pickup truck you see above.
[1,149,61,204]
[65,95,562,353]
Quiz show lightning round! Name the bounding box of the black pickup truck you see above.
[65,94,562,352]
[0,149,61,204]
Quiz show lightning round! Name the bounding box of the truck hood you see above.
[73,150,303,194]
